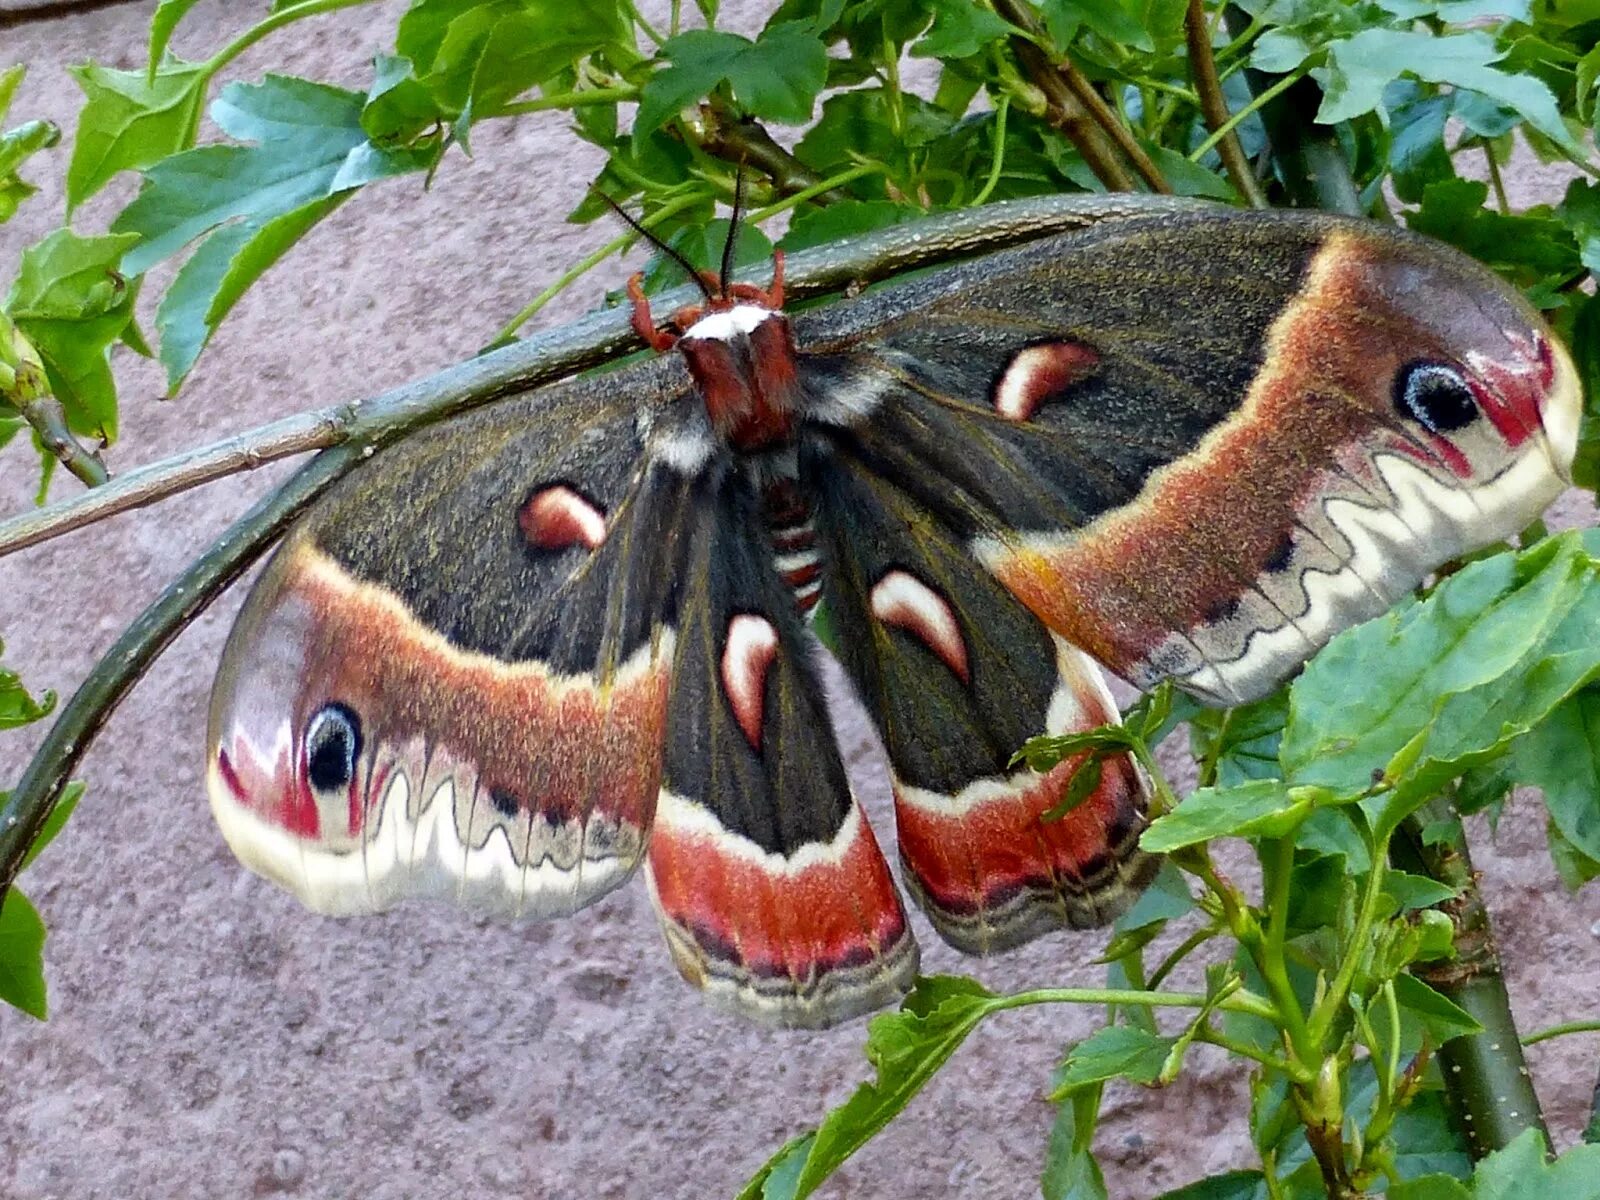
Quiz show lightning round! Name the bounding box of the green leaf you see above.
[911,0,1016,58]
[1114,860,1194,929]
[66,60,208,210]
[740,976,1004,1199]
[1391,973,1482,1044]
[1568,293,1600,489]
[1507,686,1600,861]
[1038,0,1154,53]
[1316,29,1579,152]
[148,0,208,71]
[1559,177,1600,276]
[1051,1024,1175,1095]
[0,639,55,730]
[1141,781,1314,852]
[1406,178,1580,289]
[1389,1178,1471,1200]
[5,228,140,439]
[1153,1172,1269,1200]
[1468,1128,1600,1199]
[0,887,46,1020]
[113,75,434,390]
[1547,817,1600,890]
[18,782,83,872]
[1282,535,1600,832]
[1188,689,1287,787]
[0,66,60,225]
[1041,1087,1107,1200]
[781,200,923,251]
[639,218,774,294]
[638,22,828,136]
[1384,871,1458,911]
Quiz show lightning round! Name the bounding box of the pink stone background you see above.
[1,3,1597,1197]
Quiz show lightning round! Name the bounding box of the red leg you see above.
[628,272,678,353]
[767,249,785,309]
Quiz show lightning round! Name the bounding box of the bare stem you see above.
[1185,0,1267,208]
[0,406,350,558]
[1054,56,1171,194]
[691,96,850,202]
[991,0,1137,192]
[13,394,108,488]
[0,0,143,28]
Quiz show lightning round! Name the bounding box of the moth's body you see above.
[207,202,1581,1028]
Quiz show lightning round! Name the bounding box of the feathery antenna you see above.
[595,191,716,303]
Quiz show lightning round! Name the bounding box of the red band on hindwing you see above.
[644,794,917,1027]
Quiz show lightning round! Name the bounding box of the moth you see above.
[206,199,1580,1029]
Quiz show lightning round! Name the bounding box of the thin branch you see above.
[991,0,1137,192]
[0,0,142,28]
[0,406,349,557]
[1054,56,1171,194]
[14,393,108,488]
[1185,0,1267,208]
[0,194,1209,567]
[691,96,850,203]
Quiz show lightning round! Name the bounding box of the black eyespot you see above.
[1394,361,1478,435]
[490,787,520,818]
[305,703,362,793]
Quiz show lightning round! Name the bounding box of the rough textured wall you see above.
[2,3,1598,1198]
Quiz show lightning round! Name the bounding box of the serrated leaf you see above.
[0,67,59,226]
[1406,178,1580,289]
[66,60,208,209]
[1039,0,1154,53]
[1282,535,1600,834]
[1559,177,1600,276]
[0,887,46,1019]
[1114,860,1194,929]
[148,0,208,70]
[5,228,140,439]
[1569,293,1600,490]
[1316,29,1578,151]
[739,976,1003,1199]
[1141,781,1313,852]
[112,75,433,389]
[911,0,1016,58]
[1469,1128,1600,1199]
[639,22,828,136]
[1051,1024,1175,1095]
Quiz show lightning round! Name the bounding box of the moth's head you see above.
[1280,224,1580,508]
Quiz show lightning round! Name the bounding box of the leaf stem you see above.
[493,85,640,117]
[1187,69,1302,165]
[1146,923,1221,990]
[204,0,379,77]
[970,98,1011,207]
[1308,846,1387,1045]
[13,393,108,488]
[489,190,706,344]
[1484,144,1510,215]
[1523,1019,1600,1046]
[998,984,1280,1023]
[1196,1027,1313,1083]
[990,0,1137,192]
[1184,0,1267,207]
[693,96,852,202]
